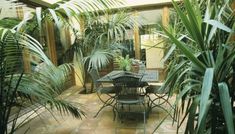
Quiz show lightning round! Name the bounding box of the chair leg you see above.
[113,102,119,121]
[148,93,175,119]
[143,112,146,134]
[94,94,115,118]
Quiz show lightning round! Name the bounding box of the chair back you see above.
[112,75,141,95]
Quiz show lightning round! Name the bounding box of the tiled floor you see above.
[16,86,185,134]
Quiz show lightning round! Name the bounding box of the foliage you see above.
[76,10,138,69]
[160,0,235,133]
[1,0,130,133]
[0,28,85,134]
[116,55,132,71]
[70,10,139,92]
[14,0,138,93]
[0,18,20,29]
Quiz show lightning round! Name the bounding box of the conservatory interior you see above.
[1,0,235,134]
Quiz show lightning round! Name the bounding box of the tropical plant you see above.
[73,10,138,93]
[159,0,235,133]
[0,27,86,134]
[0,18,20,29]
[116,54,132,71]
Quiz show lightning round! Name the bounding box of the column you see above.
[73,17,85,86]
[133,11,141,60]
[16,6,31,73]
[162,6,169,27]
[161,6,170,80]
[45,21,58,65]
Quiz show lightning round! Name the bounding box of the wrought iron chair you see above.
[89,68,116,118]
[112,75,147,133]
[145,84,174,119]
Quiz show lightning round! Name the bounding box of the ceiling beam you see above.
[129,2,173,11]
[18,0,51,8]
[19,0,175,11]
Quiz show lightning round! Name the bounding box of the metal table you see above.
[97,70,159,83]
[94,70,159,118]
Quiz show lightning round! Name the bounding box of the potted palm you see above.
[116,55,132,71]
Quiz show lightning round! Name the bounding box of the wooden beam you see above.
[45,21,57,65]
[128,2,173,11]
[133,11,141,60]
[18,0,50,8]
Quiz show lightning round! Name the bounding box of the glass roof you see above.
[42,0,174,7]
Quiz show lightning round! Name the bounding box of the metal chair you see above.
[112,75,147,134]
[89,68,116,118]
[145,84,174,119]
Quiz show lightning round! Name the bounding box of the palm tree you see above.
[73,10,139,93]
[160,0,235,133]
[0,28,86,134]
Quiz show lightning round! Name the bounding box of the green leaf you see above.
[162,35,187,62]
[185,97,200,133]
[35,7,42,31]
[162,26,206,70]
[197,68,214,133]
[172,0,205,50]
[204,19,233,33]
[48,9,61,28]
[218,82,235,134]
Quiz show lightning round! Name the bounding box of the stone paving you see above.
[16,86,185,134]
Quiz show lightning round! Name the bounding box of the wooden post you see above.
[73,17,85,87]
[64,27,76,87]
[16,6,31,73]
[16,6,24,19]
[161,6,170,80]
[45,21,58,65]
[133,11,141,60]
[22,49,31,73]
[162,6,169,27]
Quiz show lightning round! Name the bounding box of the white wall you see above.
[137,9,162,25]
[141,34,164,69]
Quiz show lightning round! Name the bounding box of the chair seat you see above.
[145,85,166,94]
[117,95,145,104]
[97,86,115,94]
[139,82,149,87]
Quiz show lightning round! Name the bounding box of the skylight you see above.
[42,0,174,7]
